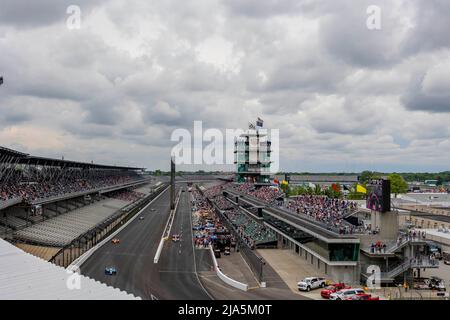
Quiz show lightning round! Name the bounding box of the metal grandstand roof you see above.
[0,146,28,157]
[0,145,144,170]
[0,239,141,300]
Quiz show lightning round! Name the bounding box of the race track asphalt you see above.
[81,184,307,300]
[81,185,211,300]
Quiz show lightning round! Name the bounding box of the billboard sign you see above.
[366,179,391,213]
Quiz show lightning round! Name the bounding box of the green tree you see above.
[154,169,162,176]
[388,173,408,196]
[314,184,322,195]
[359,171,381,185]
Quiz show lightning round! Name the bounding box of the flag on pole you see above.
[248,122,256,130]
[356,184,367,194]
[256,117,264,128]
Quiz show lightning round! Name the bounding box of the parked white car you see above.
[329,288,366,300]
[297,277,327,292]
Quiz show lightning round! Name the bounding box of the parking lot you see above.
[257,249,328,299]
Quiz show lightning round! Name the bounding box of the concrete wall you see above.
[289,240,359,284]
[329,265,358,284]
[398,204,450,216]
[370,211,399,240]
[402,214,450,230]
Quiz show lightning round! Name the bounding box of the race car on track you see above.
[172,234,180,242]
[139,216,145,220]
[321,283,351,299]
[105,267,117,275]
[111,238,120,244]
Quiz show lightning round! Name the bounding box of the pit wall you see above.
[208,245,249,291]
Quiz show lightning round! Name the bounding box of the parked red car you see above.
[345,293,380,301]
[321,283,351,299]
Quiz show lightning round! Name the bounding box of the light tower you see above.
[170,156,175,210]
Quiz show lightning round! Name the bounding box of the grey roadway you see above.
[81,185,211,300]
[81,184,307,300]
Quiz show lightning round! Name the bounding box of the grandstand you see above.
[207,191,277,248]
[0,146,147,208]
[13,192,138,246]
[0,146,160,253]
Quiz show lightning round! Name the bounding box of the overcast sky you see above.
[0,0,449,172]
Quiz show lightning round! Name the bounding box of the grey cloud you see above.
[0,0,104,28]
[0,0,450,172]
[402,0,450,55]
[402,71,450,113]
[224,0,309,18]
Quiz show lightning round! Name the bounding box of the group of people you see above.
[222,207,276,249]
[231,183,361,234]
[108,189,145,202]
[191,189,233,249]
[203,184,228,198]
[200,184,277,250]
[370,241,388,254]
[232,183,283,204]
[406,229,427,241]
[0,169,143,203]
[214,195,232,210]
[284,195,358,232]
[411,255,439,266]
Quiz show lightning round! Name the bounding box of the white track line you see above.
[153,189,181,264]
[70,185,169,269]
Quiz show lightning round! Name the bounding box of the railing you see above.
[364,235,430,255]
[229,189,349,237]
[385,260,411,278]
[364,258,440,280]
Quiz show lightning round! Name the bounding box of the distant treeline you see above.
[147,170,450,183]
[278,171,450,183]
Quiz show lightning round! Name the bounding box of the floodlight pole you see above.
[170,156,175,210]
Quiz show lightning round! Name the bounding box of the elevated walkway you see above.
[225,189,359,243]
[361,237,428,257]
[362,258,439,283]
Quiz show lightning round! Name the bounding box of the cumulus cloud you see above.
[402,61,450,113]
[0,0,449,172]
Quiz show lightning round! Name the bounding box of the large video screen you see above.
[366,179,391,213]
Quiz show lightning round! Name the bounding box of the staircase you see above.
[383,260,411,278]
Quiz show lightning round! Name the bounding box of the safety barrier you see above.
[208,245,248,291]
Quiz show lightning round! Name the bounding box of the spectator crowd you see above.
[108,189,145,202]
[284,195,358,233]
[191,189,233,249]
[1,168,144,204]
